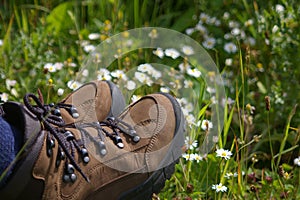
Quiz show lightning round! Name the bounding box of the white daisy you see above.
[57,88,64,96]
[97,68,111,81]
[185,114,196,126]
[111,70,127,81]
[195,23,207,34]
[244,19,254,27]
[44,63,56,73]
[137,64,154,74]
[126,80,136,90]
[225,58,233,66]
[294,157,300,166]
[184,136,198,150]
[82,69,89,77]
[224,42,238,54]
[184,102,194,112]
[83,44,96,53]
[185,28,195,35]
[206,87,216,94]
[177,97,188,106]
[165,48,180,59]
[184,80,193,88]
[88,33,100,40]
[202,37,216,49]
[134,72,153,86]
[150,69,162,79]
[153,48,164,58]
[231,28,240,36]
[225,172,234,179]
[191,153,203,163]
[131,95,141,103]
[187,68,201,78]
[182,153,192,161]
[181,45,194,56]
[200,119,213,131]
[54,62,63,70]
[148,29,158,39]
[212,183,227,193]
[134,72,147,83]
[275,4,285,13]
[11,88,18,98]
[5,79,17,90]
[160,87,170,93]
[67,80,82,90]
[178,62,191,73]
[0,93,8,102]
[216,148,232,160]
[199,13,210,24]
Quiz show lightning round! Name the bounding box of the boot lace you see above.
[23,93,139,183]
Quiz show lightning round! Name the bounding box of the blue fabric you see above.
[0,116,21,187]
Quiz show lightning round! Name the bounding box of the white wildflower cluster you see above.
[211,147,236,194]
[178,62,201,78]
[137,64,162,80]
[43,62,63,73]
[152,45,201,80]
[153,45,195,60]
[95,67,137,91]
[182,136,206,163]
[177,97,196,126]
[79,39,96,53]
[43,61,77,74]
[182,153,204,163]
[225,171,245,179]
[132,63,162,88]
[184,11,256,69]
[257,3,297,48]
[0,79,19,102]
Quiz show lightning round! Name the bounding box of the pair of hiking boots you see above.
[0,80,185,200]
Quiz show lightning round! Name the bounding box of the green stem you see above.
[267,111,275,172]
[276,104,297,168]
[133,0,139,27]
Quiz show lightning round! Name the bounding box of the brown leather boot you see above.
[0,82,185,200]
[0,80,125,199]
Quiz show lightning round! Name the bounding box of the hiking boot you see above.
[0,80,125,198]
[0,87,185,200]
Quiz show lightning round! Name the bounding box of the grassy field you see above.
[0,0,300,199]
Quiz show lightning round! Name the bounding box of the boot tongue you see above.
[60,82,98,125]
[2,102,41,151]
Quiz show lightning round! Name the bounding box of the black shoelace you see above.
[23,93,140,183]
[74,117,140,156]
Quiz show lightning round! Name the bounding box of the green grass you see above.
[0,0,300,199]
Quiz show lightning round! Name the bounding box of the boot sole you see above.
[118,92,185,200]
